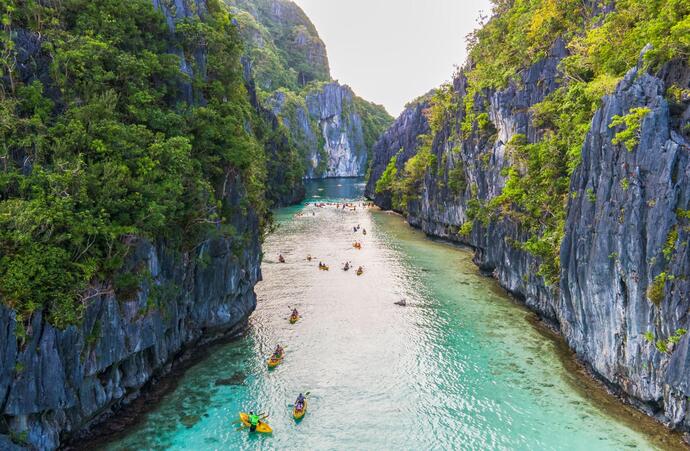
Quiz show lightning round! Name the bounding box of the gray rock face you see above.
[242,57,306,206]
[0,2,265,449]
[0,177,261,451]
[365,101,431,209]
[368,43,690,432]
[561,59,690,425]
[269,82,370,178]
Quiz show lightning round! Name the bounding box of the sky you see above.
[292,0,493,117]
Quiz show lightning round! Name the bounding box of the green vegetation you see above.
[643,330,655,343]
[645,328,688,354]
[663,226,679,261]
[647,272,669,306]
[374,87,454,212]
[610,107,652,151]
[227,0,330,92]
[448,164,467,196]
[375,154,399,195]
[0,0,273,329]
[668,328,688,345]
[354,96,393,159]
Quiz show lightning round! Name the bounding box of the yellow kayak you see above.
[293,399,307,420]
[239,412,272,433]
[267,355,283,368]
[289,315,300,324]
[356,269,363,276]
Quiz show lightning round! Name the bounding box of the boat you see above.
[356,268,364,276]
[267,355,283,368]
[289,315,300,324]
[239,412,273,433]
[293,399,308,420]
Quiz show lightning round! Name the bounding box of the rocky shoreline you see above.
[403,214,689,448]
[60,318,251,451]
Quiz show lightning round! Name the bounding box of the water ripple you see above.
[104,179,667,451]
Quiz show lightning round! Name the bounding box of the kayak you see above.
[356,269,364,276]
[239,412,272,434]
[289,315,300,324]
[267,355,283,368]
[319,265,329,271]
[293,399,308,420]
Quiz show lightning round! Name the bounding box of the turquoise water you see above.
[103,178,675,450]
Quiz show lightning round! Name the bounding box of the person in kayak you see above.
[295,393,305,411]
[343,262,350,271]
[273,345,284,359]
[278,254,285,263]
[248,411,260,432]
[291,308,299,318]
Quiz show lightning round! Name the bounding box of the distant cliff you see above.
[267,82,391,178]
[228,0,392,179]
[367,1,690,438]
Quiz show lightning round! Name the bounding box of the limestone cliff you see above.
[367,43,690,435]
[0,1,265,449]
[267,82,374,178]
[229,0,392,179]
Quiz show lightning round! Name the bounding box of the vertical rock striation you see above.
[560,56,690,426]
[268,82,371,178]
[368,45,690,432]
[0,179,261,451]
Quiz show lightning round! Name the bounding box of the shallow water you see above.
[104,178,677,450]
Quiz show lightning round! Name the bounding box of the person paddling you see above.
[273,345,284,359]
[278,254,285,263]
[291,308,299,318]
[295,393,305,411]
[248,411,260,432]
